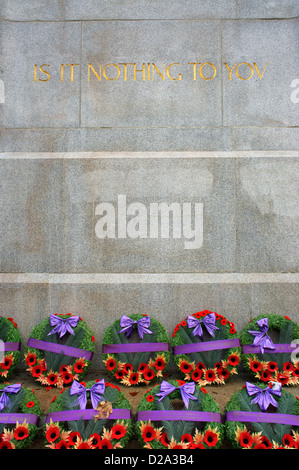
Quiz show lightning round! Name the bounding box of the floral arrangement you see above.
[224,381,299,449]
[0,316,22,381]
[171,310,241,385]
[102,314,171,386]
[0,382,41,449]
[25,313,95,388]
[44,379,133,449]
[240,314,299,386]
[135,379,224,449]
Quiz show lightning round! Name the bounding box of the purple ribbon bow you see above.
[70,379,106,410]
[247,317,275,354]
[156,380,198,409]
[187,313,219,340]
[118,315,153,339]
[246,381,282,412]
[48,314,80,338]
[0,384,22,411]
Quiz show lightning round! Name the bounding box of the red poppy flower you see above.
[138,363,148,373]
[204,369,216,382]
[25,352,36,367]
[228,353,240,366]
[106,357,117,371]
[160,432,170,447]
[46,423,60,443]
[0,356,13,370]
[189,443,205,449]
[90,433,102,448]
[293,367,299,377]
[254,443,268,449]
[181,320,187,327]
[204,430,218,447]
[260,435,273,449]
[283,434,294,447]
[267,361,278,372]
[61,371,74,384]
[214,362,223,370]
[218,368,230,381]
[142,425,156,442]
[77,441,91,449]
[172,444,184,449]
[200,387,207,394]
[98,438,113,449]
[143,368,156,381]
[31,365,43,377]
[283,362,294,372]
[239,430,253,448]
[68,431,81,446]
[7,317,17,328]
[26,401,35,408]
[154,357,165,371]
[14,425,29,441]
[276,372,290,385]
[181,434,193,446]
[260,370,272,382]
[47,372,58,385]
[191,369,203,382]
[129,371,140,385]
[0,440,13,449]
[179,360,193,374]
[249,360,262,372]
[111,423,127,440]
[220,318,227,325]
[55,439,70,449]
[72,359,84,374]
[196,362,206,371]
[91,336,95,342]
[115,370,125,380]
[146,395,154,402]
[123,363,133,374]
[59,365,68,374]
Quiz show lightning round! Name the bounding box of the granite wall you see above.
[0,1,298,367]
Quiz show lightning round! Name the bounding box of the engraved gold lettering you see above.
[152,63,165,80]
[199,62,217,80]
[34,64,37,82]
[224,63,237,80]
[88,63,101,81]
[235,62,254,80]
[133,63,146,81]
[103,63,120,81]
[166,63,181,81]
[119,63,133,81]
[65,64,79,82]
[253,62,268,79]
[188,63,201,81]
[38,64,50,82]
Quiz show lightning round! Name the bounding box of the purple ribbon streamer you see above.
[246,382,281,411]
[118,315,153,339]
[102,342,169,354]
[0,384,22,411]
[48,314,80,338]
[173,338,240,355]
[247,317,275,354]
[0,413,39,425]
[187,313,219,340]
[27,338,93,360]
[70,379,105,410]
[0,342,21,352]
[136,410,222,423]
[242,343,296,354]
[45,408,131,423]
[225,410,299,426]
[156,380,198,409]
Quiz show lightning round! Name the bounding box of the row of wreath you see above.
[0,311,298,388]
[0,378,298,449]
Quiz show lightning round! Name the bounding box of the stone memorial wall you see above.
[0,1,298,368]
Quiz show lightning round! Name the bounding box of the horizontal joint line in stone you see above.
[0,273,298,285]
[0,151,298,160]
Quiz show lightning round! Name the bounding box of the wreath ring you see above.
[171,310,241,385]
[44,379,133,449]
[0,316,22,381]
[135,379,224,449]
[224,381,299,449]
[102,314,171,386]
[0,382,42,449]
[240,314,299,386]
[25,313,95,388]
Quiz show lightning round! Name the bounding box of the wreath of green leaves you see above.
[25,314,95,388]
[171,310,241,385]
[135,379,224,449]
[44,380,133,449]
[225,383,299,449]
[0,316,22,381]
[102,314,171,386]
[0,383,41,449]
[240,314,299,386]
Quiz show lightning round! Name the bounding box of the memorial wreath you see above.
[0,316,22,381]
[0,382,41,449]
[225,381,299,449]
[135,379,224,449]
[44,379,133,449]
[240,314,299,386]
[102,314,171,386]
[25,313,95,388]
[171,310,241,385]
